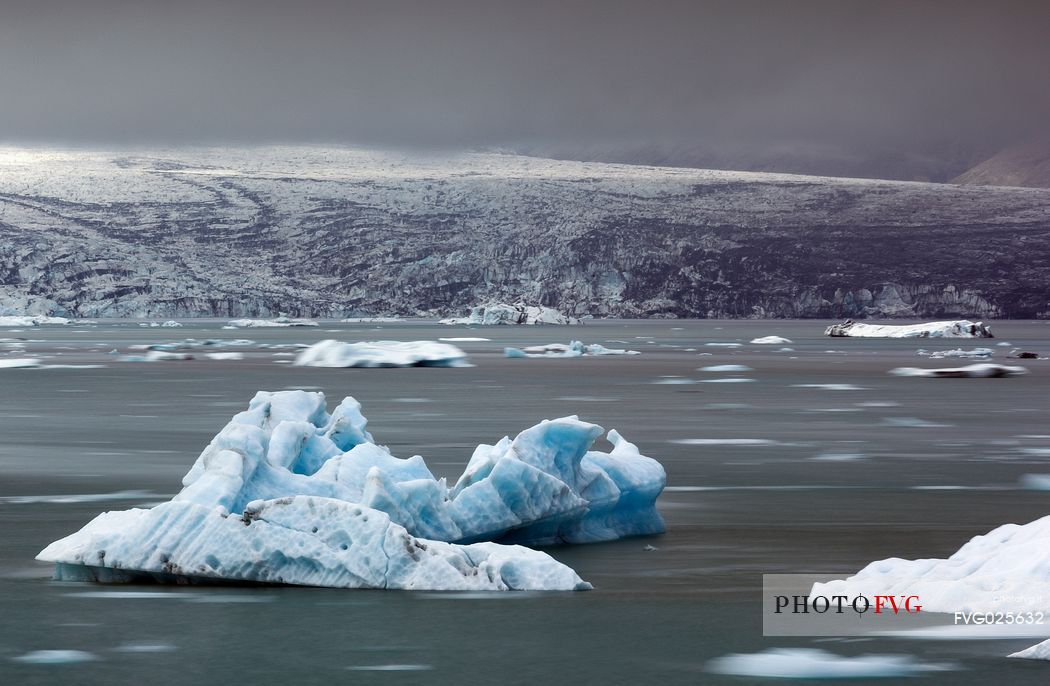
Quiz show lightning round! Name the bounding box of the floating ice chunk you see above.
[228,317,318,328]
[825,319,993,338]
[0,315,70,326]
[38,498,590,591]
[670,438,778,446]
[918,347,993,359]
[750,335,792,344]
[439,337,490,342]
[294,340,469,368]
[699,364,753,372]
[707,648,952,679]
[0,358,41,368]
[1019,474,1050,490]
[505,341,638,358]
[205,352,243,361]
[119,350,193,362]
[812,513,1050,613]
[340,317,401,323]
[441,302,578,326]
[1010,638,1050,660]
[11,650,98,664]
[40,391,666,590]
[699,378,755,383]
[793,383,866,391]
[704,342,742,348]
[890,363,1027,378]
[139,320,183,328]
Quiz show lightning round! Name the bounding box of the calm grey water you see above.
[2,319,1049,684]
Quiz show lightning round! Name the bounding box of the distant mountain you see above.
[1,146,1048,319]
[511,141,985,184]
[953,141,1050,189]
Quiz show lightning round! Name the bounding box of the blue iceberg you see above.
[38,390,666,590]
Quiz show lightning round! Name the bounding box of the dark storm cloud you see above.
[1,0,1048,152]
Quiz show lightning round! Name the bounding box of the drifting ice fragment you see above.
[889,363,1027,378]
[708,648,952,679]
[504,341,638,358]
[1010,639,1050,660]
[228,317,318,328]
[824,319,993,338]
[294,340,469,368]
[38,390,666,590]
[750,336,792,344]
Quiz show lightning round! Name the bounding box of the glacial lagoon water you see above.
[2,318,1050,684]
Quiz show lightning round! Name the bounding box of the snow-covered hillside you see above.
[1,146,1048,318]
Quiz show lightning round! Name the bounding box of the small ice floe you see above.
[1008,349,1041,359]
[227,317,318,328]
[810,452,866,461]
[438,337,490,342]
[699,364,753,372]
[792,383,866,391]
[997,341,1012,346]
[704,342,742,348]
[204,352,243,361]
[1010,638,1050,660]
[917,347,993,359]
[1020,447,1050,457]
[670,438,778,446]
[1019,474,1050,490]
[440,302,577,326]
[825,319,993,338]
[750,335,792,344]
[699,378,755,383]
[0,315,70,326]
[294,340,470,368]
[856,400,900,407]
[0,490,158,505]
[890,363,1027,378]
[139,320,183,328]
[340,317,401,323]
[776,347,795,352]
[504,341,639,358]
[113,643,177,653]
[707,648,953,679]
[652,376,697,385]
[11,650,98,665]
[348,665,433,671]
[0,358,42,368]
[119,350,193,362]
[882,417,951,428]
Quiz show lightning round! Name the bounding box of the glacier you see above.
[294,340,470,368]
[441,302,578,326]
[824,319,993,338]
[37,390,666,590]
[504,341,639,358]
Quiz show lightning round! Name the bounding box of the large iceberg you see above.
[38,390,666,590]
[441,302,578,326]
[824,319,993,338]
[294,340,469,368]
[811,514,1050,613]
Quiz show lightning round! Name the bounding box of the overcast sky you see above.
[2,0,1048,154]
